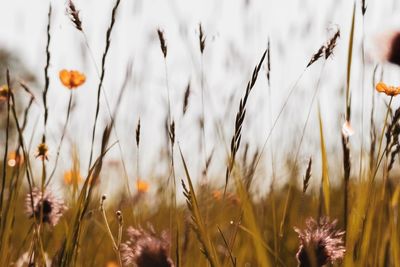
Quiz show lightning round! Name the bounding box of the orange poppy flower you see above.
[59,69,86,89]
[136,179,150,193]
[63,170,83,185]
[0,85,9,101]
[376,82,400,96]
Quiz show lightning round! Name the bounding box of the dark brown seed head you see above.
[136,118,141,147]
[182,82,190,115]
[361,0,367,15]
[199,23,206,54]
[66,0,82,31]
[324,29,340,59]
[306,28,340,67]
[157,29,167,58]
[169,121,175,145]
[302,157,312,193]
[307,46,325,68]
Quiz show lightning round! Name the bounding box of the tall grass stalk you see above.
[318,105,330,217]
[279,61,326,244]
[88,0,121,170]
[343,3,355,240]
[67,0,133,203]
[224,48,267,193]
[358,0,367,180]
[47,91,73,184]
[371,96,393,183]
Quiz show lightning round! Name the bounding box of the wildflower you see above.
[376,31,400,66]
[35,143,49,161]
[35,143,49,160]
[376,81,400,96]
[212,190,222,201]
[294,217,345,267]
[120,227,175,267]
[59,69,86,89]
[106,262,119,267]
[227,193,241,206]
[0,84,9,101]
[63,169,83,185]
[7,150,24,167]
[25,187,67,226]
[136,179,149,193]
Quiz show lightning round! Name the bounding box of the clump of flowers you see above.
[294,217,345,267]
[120,227,175,267]
[59,69,86,89]
[35,143,49,161]
[376,81,400,96]
[25,187,67,226]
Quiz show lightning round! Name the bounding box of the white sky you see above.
[1,0,399,195]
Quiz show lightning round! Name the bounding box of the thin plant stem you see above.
[100,197,122,266]
[47,90,73,184]
[371,96,393,183]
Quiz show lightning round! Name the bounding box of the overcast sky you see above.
[1,0,399,194]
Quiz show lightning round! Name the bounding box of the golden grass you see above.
[0,1,399,267]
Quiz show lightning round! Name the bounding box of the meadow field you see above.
[0,0,399,266]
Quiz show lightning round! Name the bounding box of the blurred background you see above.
[0,0,399,197]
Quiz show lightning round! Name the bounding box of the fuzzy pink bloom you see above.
[120,227,174,267]
[25,187,67,226]
[294,217,345,267]
[385,31,400,66]
[372,31,400,66]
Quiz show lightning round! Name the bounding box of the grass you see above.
[0,1,399,267]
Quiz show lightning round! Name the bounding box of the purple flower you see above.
[294,217,345,267]
[120,227,174,267]
[25,187,67,226]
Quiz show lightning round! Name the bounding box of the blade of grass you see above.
[179,145,220,267]
[318,105,330,216]
[234,175,271,267]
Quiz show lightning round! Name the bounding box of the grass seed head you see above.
[66,0,83,31]
[157,29,167,58]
